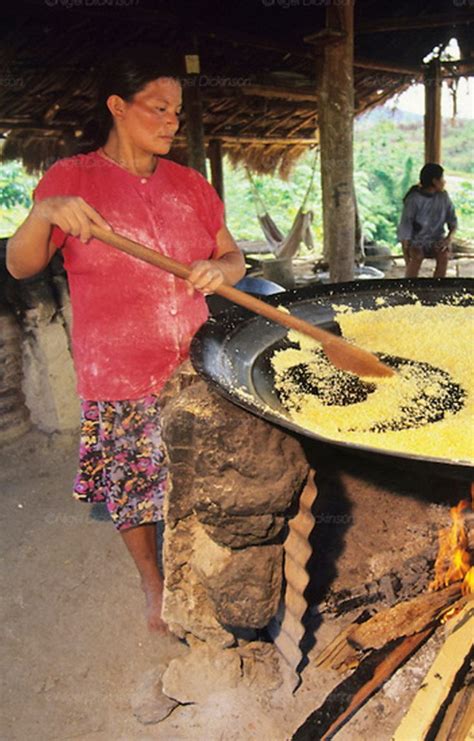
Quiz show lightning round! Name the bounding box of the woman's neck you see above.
[101,133,158,177]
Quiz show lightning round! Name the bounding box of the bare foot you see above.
[142,585,168,634]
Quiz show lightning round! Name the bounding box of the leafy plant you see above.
[0,161,36,209]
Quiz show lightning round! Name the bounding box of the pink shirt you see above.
[33,150,225,400]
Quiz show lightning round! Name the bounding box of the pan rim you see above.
[191,277,474,471]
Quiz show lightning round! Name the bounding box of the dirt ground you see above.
[1,423,469,740]
[0,430,188,740]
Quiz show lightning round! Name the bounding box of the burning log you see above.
[430,499,472,591]
[393,601,474,741]
[300,490,473,739]
[314,583,463,673]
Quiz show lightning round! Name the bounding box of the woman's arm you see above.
[187,224,246,294]
[7,196,111,279]
[6,207,59,279]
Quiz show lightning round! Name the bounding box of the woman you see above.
[6,49,246,634]
[397,163,458,278]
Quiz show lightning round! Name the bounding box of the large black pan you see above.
[191,278,474,473]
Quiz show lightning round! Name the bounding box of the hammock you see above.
[246,151,318,259]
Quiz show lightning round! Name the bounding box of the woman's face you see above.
[109,77,182,154]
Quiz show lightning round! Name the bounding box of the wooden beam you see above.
[208,139,224,202]
[424,60,442,163]
[354,58,420,76]
[265,109,300,137]
[358,11,474,34]
[200,26,314,60]
[318,2,355,282]
[175,135,318,145]
[219,135,318,145]
[210,108,245,135]
[241,85,318,102]
[287,112,317,138]
[182,49,208,178]
[0,120,75,131]
[355,58,474,77]
[303,28,346,46]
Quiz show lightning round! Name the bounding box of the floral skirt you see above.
[73,395,168,531]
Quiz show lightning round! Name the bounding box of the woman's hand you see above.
[32,196,111,243]
[186,260,225,295]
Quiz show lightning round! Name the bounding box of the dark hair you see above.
[419,163,444,188]
[86,46,184,149]
[403,162,444,201]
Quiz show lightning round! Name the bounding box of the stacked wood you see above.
[314,583,463,673]
[394,601,474,741]
[293,585,471,739]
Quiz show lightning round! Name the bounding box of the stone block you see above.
[162,517,236,648]
[22,317,79,433]
[190,524,283,628]
[162,643,243,704]
[198,511,286,548]
[161,378,308,525]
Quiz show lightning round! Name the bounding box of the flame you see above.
[429,498,472,592]
[462,566,474,596]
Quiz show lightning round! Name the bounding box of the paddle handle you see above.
[90,225,335,345]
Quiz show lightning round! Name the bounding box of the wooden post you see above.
[424,60,442,163]
[354,197,364,262]
[317,3,355,282]
[208,139,224,201]
[183,51,208,178]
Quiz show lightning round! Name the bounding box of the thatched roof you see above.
[1,0,473,176]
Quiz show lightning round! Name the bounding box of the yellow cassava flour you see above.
[271,302,474,463]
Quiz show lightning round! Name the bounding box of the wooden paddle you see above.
[90,225,394,378]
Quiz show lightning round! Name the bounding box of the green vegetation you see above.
[224,153,323,249]
[1,114,473,247]
[0,161,36,239]
[224,115,474,248]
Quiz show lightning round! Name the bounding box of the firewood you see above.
[321,628,434,740]
[293,627,434,740]
[314,583,462,672]
[447,687,474,741]
[434,684,472,741]
[393,601,474,741]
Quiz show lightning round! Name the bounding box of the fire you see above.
[462,566,474,596]
[429,498,472,593]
